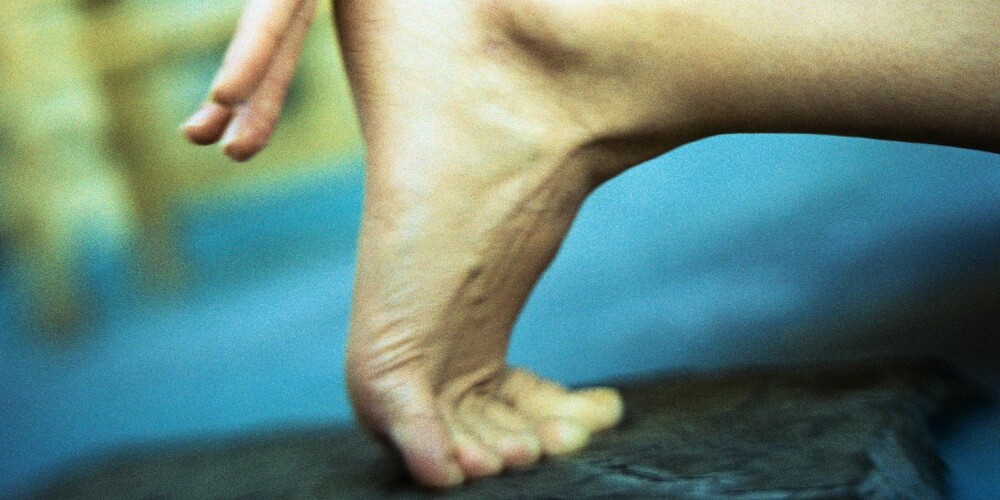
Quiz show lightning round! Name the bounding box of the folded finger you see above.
[211,0,307,106]
[220,0,316,161]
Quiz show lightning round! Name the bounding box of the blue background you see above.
[2,134,999,497]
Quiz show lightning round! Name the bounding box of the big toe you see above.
[386,416,465,488]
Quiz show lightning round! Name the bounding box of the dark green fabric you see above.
[36,361,979,499]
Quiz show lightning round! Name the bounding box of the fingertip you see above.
[181,102,232,145]
[219,119,267,163]
[221,139,261,163]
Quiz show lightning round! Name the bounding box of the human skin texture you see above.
[183,0,1000,488]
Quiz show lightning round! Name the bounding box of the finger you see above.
[220,0,316,161]
[211,0,308,106]
[181,102,234,145]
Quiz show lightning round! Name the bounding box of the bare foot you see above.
[187,0,1000,488]
[334,0,679,488]
[185,0,702,488]
[337,0,1000,487]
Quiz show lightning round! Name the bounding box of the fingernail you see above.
[182,105,213,130]
[219,121,239,154]
[221,132,256,163]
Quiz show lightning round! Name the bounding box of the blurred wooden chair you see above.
[0,0,133,333]
[78,0,363,288]
[0,0,362,333]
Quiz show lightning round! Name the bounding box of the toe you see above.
[562,387,625,431]
[498,368,571,408]
[499,369,624,432]
[452,429,504,479]
[536,417,590,456]
[219,106,268,162]
[495,432,542,468]
[468,399,542,468]
[387,416,465,488]
[182,102,232,145]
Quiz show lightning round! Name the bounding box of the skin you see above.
[183,0,1000,488]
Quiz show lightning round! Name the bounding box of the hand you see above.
[181,0,317,162]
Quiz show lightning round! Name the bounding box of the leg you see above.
[336,2,632,486]
[185,0,1000,488]
[336,0,1000,487]
[682,1,1000,152]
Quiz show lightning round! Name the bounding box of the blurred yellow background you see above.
[0,0,361,333]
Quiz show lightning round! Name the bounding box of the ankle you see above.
[478,0,717,180]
